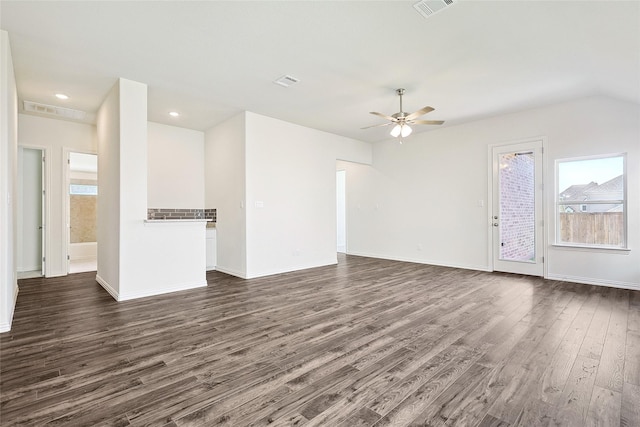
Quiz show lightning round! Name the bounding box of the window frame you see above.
[555,153,627,250]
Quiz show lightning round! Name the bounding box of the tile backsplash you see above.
[147,208,216,222]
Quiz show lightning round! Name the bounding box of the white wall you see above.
[147,122,205,209]
[204,112,247,277]
[0,30,18,332]
[342,96,639,290]
[18,114,97,277]
[204,111,371,279]
[96,81,121,295]
[97,78,207,301]
[244,112,371,278]
[17,147,42,271]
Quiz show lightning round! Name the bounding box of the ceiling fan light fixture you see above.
[390,124,412,138]
[365,88,444,140]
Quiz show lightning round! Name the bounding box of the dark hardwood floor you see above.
[1,254,639,426]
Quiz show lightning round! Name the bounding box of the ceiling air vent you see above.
[23,100,87,120]
[273,75,300,88]
[413,0,456,19]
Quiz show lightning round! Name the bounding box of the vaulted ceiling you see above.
[1,1,639,142]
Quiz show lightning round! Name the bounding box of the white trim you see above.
[143,219,209,224]
[70,256,97,263]
[0,285,19,333]
[95,274,119,301]
[17,144,50,277]
[214,265,247,279]
[18,264,41,272]
[245,259,338,280]
[63,148,97,276]
[554,152,627,249]
[117,280,208,301]
[547,273,639,292]
[488,137,547,277]
[347,251,492,273]
[551,243,631,253]
[97,274,209,302]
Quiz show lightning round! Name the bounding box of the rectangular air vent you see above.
[23,100,87,120]
[413,0,455,19]
[273,75,300,88]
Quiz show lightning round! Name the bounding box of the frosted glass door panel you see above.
[499,152,535,262]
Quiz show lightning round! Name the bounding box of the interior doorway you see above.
[490,139,544,276]
[66,151,98,274]
[17,147,45,279]
[336,170,346,253]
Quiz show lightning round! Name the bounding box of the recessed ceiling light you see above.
[169,111,180,117]
[55,93,69,100]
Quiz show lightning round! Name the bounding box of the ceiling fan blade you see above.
[361,122,393,130]
[405,106,434,121]
[411,119,445,125]
[370,111,397,122]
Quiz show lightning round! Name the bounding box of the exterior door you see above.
[491,140,544,276]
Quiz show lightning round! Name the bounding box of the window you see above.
[69,184,98,196]
[556,154,625,248]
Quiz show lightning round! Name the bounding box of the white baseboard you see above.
[245,259,338,280]
[346,251,492,273]
[0,285,19,333]
[118,280,208,301]
[95,274,119,301]
[214,265,247,279]
[70,256,97,263]
[546,273,640,291]
[96,274,208,301]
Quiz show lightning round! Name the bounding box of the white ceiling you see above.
[1,1,639,143]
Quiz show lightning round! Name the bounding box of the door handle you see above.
[38,226,43,229]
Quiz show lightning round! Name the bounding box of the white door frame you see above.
[63,148,98,274]
[488,137,546,277]
[19,145,50,276]
[336,169,347,253]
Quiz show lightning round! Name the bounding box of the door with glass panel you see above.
[491,140,544,276]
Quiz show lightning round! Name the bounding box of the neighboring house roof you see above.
[559,175,623,202]
[584,175,624,199]
[559,182,599,202]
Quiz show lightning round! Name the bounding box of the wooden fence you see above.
[559,212,623,246]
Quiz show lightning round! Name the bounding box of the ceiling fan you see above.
[362,88,444,142]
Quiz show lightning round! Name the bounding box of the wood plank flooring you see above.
[1,254,639,426]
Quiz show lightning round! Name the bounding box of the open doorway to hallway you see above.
[67,152,98,274]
